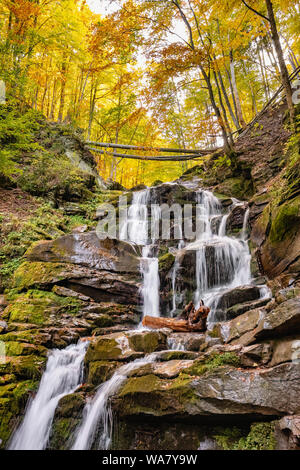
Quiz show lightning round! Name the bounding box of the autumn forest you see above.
[0,0,299,187]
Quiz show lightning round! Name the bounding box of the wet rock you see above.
[215,177,253,200]
[153,350,200,361]
[275,415,300,450]
[226,297,270,319]
[167,333,206,351]
[127,330,167,353]
[113,362,300,419]
[13,260,141,306]
[87,361,121,386]
[215,308,264,345]
[251,195,300,279]
[226,204,248,232]
[130,360,194,379]
[254,298,300,340]
[25,232,142,274]
[49,392,85,450]
[158,253,175,275]
[217,286,261,312]
[270,336,300,367]
[240,343,272,367]
[0,320,8,333]
[222,298,300,346]
[52,285,92,302]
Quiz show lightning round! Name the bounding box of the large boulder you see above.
[25,232,141,273]
[113,362,300,419]
[13,238,142,306]
[251,196,300,279]
[219,298,300,346]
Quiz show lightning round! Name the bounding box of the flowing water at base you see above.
[71,354,157,450]
[9,341,88,450]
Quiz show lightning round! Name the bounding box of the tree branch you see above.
[241,0,270,23]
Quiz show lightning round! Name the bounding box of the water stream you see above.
[71,353,157,450]
[9,341,88,450]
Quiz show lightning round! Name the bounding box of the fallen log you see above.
[142,316,207,332]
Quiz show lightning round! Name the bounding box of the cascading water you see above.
[71,353,157,450]
[183,191,253,322]
[9,341,88,450]
[120,189,160,318]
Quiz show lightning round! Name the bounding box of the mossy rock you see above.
[151,180,163,187]
[85,336,124,362]
[4,341,47,357]
[87,360,120,386]
[0,355,46,380]
[235,422,276,450]
[114,372,194,417]
[0,380,39,448]
[3,290,82,326]
[215,177,253,200]
[184,352,241,376]
[128,331,167,353]
[269,196,300,244]
[13,261,68,291]
[55,393,85,419]
[158,252,175,274]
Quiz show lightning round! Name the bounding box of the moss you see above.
[158,252,175,273]
[118,374,164,396]
[4,341,47,357]
[0,355,46,380]
[216,177,253,199]
[184,352,241,376]
[128,331,166,353]
[49,416,81,450]
[12,261,67,291]
[87,361,120,386]
[236,422,276,450]
[0,378,39,446]
[3,289,82,325]
[55,393,85,418]
[85,337,123,362]
[213,426,246,450]
[269,196,300,244]
[91,314,114,328]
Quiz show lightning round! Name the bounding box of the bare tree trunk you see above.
[265,0,295,122]
[230,51,246,128]
[49,79,57,121]
[217,68,239,129]
[58,56,68,122]
[214,70,234,147]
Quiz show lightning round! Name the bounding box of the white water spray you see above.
[71,353,156,450]
[9,341,88,450]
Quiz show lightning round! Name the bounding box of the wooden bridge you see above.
[86,67,300,162]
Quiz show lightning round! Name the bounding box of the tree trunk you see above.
[214,70,234,147]
[217,69,239,129]
[230,51,246,128]
[265,0,295,123]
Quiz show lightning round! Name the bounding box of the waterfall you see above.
[120,189,160,318]
[186,191,252,321]
[71,353,156,450]
[9,341,88,450]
